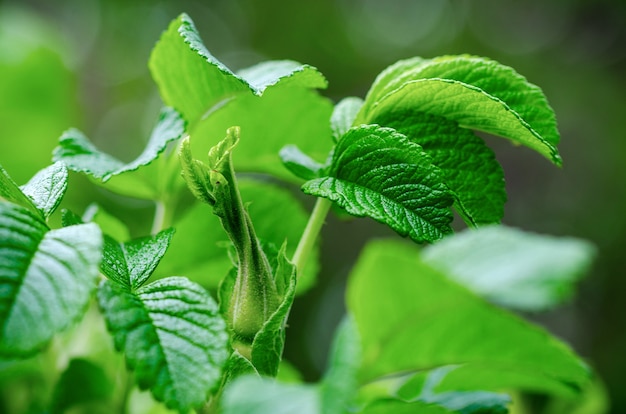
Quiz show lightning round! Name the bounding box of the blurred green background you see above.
[0,0,624,412]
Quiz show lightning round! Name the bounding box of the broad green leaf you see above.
[370,111,505,226]
[50,358,114,414]
[190,84,333,181]
[150,14,333,182]
[347,240,590,397]
[100,229,174,290]
[52,106,185,199]
[98,276,229,413]
[303,125,454,243]
[250,245,296,376]
[149,13,252,131]
[0,164,39,216]
[331,97,364,141]
[358,55,561,164]
[320,316,361,413]
[19,162,68,218]
[156,179,319,295]
[421,226,596,311]
[0,202,102,356]
[279,145,325,181]
[222,375,320,414]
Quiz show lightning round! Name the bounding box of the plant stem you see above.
[292,197,332,274]
[151,198,173,234]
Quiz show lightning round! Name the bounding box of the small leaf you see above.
[331,97,364,141]
[52,107,185,199]
[19,162,68,218]
[279,145,325,181]
[358,55,561,164]
[0,202,102,357]
[421,226,597,311]
[98,276,229,413]
[303,125,454,243]
[100,228,175,290]
[250,244,297,376]
[0,164,40,216]
[347,240,590,397]
[373,111,506,226]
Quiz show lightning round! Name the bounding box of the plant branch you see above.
[292,197,332,274]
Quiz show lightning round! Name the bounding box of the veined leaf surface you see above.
[303,125,454,243]
[0,202,102,356]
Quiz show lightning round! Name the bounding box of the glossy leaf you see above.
[358,55,561,164]
[421,226,597,311]
[347,240,590,397]
[303,125,454,243]
[0,202,102,356]
[100,229,174,290]
[98,277,229,412]
[52,107,185,199]
[370,111,505,226]
[19,161,68,218]
[0,163,40,216]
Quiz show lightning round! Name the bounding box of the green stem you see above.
[151,198,174,234]
[292,197,332,274]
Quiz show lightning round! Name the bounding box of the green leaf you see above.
[331,97,364,141]
[238,60,328,93]
[362,399,454,414]
[0,163,40,216]
[370,111,505,226]
[421,226,597,311]
[320,316,361,413]
[150,14,333,182]
[100,228,174,290]
[222,375,320,414]
[50,358,114,414]
[98,276,229,413]
[52,106,185,199]
[358,55,561,164]
[395,366,510,414]
[279,145,325,181]
[303,125,454,243]
[250,244,296,376]
[149,14,252,131]
[19,161,68,218]
[0,202,102,357]
[347,240,590,397]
